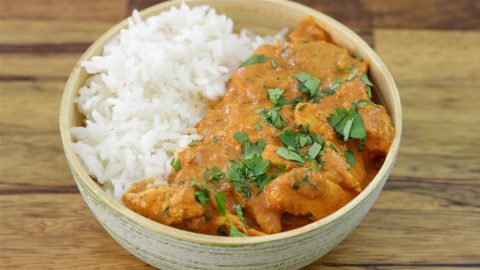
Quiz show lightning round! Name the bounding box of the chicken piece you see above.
[245,192,282,234]
[358,104,395,156]
[122,182,204,225]
[288,17,331,43]
[294,103,337,140]
[264,167,353,220]
[322,145,366,192]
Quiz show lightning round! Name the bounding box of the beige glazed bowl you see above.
[59,0,402,269]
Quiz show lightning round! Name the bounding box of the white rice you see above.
[71,4,284,198]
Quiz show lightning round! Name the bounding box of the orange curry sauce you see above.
[122,18,395,236]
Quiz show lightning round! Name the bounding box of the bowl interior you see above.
[60,0,402,245]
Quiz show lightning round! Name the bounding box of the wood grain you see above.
[1,0,479,269]
[375,30,480,179]
[1,180,478,269]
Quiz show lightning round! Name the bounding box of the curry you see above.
[122,18,395,236]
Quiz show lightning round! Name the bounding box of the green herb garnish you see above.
[261,107,288,130]
[254,121,262,131]
[234,204,245,223]
[327,106,366,141]
[307,142,323,160]
[194,190,210,207]
[271,59,277,68]
[228,220,246,237]
[345,150,356,166]
[170,158,181,171]
[267,88,290,106]
[329,143,338,152]
[204,166,224,187]
[361,73,373,86]
[360,73,373,99]
[291,179,301,190]
[215,192,227,216]
[188,139,201,146]
[292,72,322,100]
[234,131,249,144]
[240,55,267,67]
[276,147,304,165]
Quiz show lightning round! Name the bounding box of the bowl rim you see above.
[59,0,402,246]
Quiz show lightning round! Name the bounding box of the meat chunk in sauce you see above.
[123,18,395,236]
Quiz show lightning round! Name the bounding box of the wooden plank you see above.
[296,0,480,30]
[0,54,80,80]
[128,0,480,31]
[0,0,129,21]
[0,20,115,45]
[375,30,480,180]
[0,0,127,47]
[0,81,73,191]
[1,181,478,268]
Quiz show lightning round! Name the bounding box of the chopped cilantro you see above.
[234,131,249,144]
[345,150,356,166]
[361,73,373,86]
[204,166,224,187]
[329,143,338,152]
[254,121,262,131]
[268,88,290,106]
[292,72,322,100]
[352,100,369,108]
[215,192,227,216]
[261,107,288,129]
[307,142,323,160]
[275,163,285,171]
[240,55,267,67]
[291,97,304,108]
[234,204,245,223]
[276,147,304,165]
[188,139,201,146]
[327,106,366,141]
[170,158,181,171]
[228,220,246,237]
[243,139,266,160]
[194,190,209,207]
[271,59,277,69]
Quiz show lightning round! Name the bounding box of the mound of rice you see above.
[72,4,283,198]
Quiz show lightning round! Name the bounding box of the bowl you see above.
[59,0,402,269]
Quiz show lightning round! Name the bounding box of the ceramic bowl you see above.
[59,0,402,269]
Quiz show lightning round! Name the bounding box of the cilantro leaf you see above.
[243,139,266,160]
[240,55,267,67]
[170,158,181,171]
[345,150,356,166]
[228,220,246,237]
[194,190,210,207]
[234,132,249,144]
[329,143,338,152]
[235,204,245,223]
[261,107,288,129]
[267,88,290,106]
[215,192,227,216]
[271,59,277,69]
[361,73,373,86]
[276,147,304,165]
[254,121,262,131]
[327,106,366,141]
[292,72,322,99]
[307,142,323,160]
[204,166,224,187]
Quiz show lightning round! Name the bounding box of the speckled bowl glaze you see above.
[59,0,402,269]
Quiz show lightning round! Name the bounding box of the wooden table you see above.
[1,0,479,269]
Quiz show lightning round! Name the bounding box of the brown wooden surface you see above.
[0,0,479,269]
